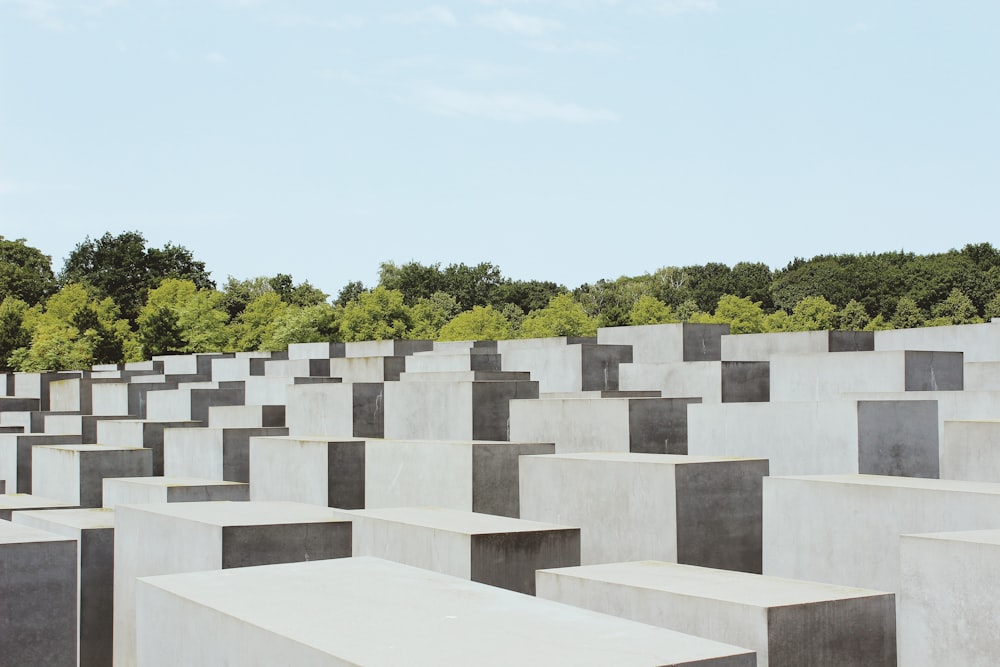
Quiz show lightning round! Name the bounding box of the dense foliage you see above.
[2,235,998,371]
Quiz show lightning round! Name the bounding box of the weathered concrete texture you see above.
[498,340,633,393]
[874,321,1000,362]
[286,341,346,359]
[14,370,82,411]
[0,479,4,493]
[32,444,152,507]
[249,436,365,508]
[620,360,723,402]
[508,396,700,454]
[941,419,1000,482]
[259,357,332,378]
[965,361,1000,390]
[720,361,770,402]
[598,323,730,363]
[114,501,352,667]
[769,350,962,402]
[42,414,135,444]
[0,432,85,493]
[537,561,896,667]
[163,426,289,483]
[688,399,940,478]
[366,439,554,517]
[48,377,132,414]
[520,453,768,572]
[135,557,756,667]
[95,418,203,476]
[332,506,580,595]
[0,519,78,667]
[763,474,1000,593]
[0,493,77,520]
[12,508,116,667]
[285,382,384,438]
[144,380,245,422]
[152,352,230,378]
[405,351,503,373]
[0,396,41,412]
[329,355,407,382]
[344,339,433,358]
[103,476,249,508]
[721,329,873,361]
[208,404,285,428]
[899,529,1000,666]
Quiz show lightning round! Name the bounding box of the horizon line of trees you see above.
[1,232,998,372]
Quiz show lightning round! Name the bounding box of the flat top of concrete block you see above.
[250,436,364,445]
[105,476,248,489]
[527,452,768,466]
[36,444,147,453]
[0,494,77,511]
[539,561,892,606]
[337,507,576,534]
[772,473,1000,495]
[945,418,1000,424]
[901,528,1000,546]
[540,391,663,399]
[139,557,754,665]
[0,518,78,545]
[372,438,555,449]
[117,500,350,527]
[13,507,116,530]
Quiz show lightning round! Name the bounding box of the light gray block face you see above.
[31,445,152,507]
[941,419,1000,482]
[135,557,756,667]
[0,521,78,667]
[520,453,767,572]
[0,433,82,494]
[102,476,249,508]
[285,382,362,438]
[0,493,76,520]
[114,501,352,667]
[208,404,285,428]
[762,475,1000,593]
[899,530,1000,666]
[619,360,723,401]
[874,322,1000,362]
[249,437,365,509]
[96,419,202,477]
[12,508,116,667]
[499,343,631,393]
[536,561,896,667]
[163,427,288,483]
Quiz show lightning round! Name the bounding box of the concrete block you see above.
[0,479,4,493]
[114,500,352,667]
[597,323,730,362]
[134,557,756,666]
[688,399,940,477]
[103,476,249,508]
[0,520,77,667]
[285,381,384,438]
[941,419,1000,481]
[965,361,1000,390]
[335,506,580,594]
[899,529,1000,666]
[763,474,1000,593]
[0,433,83,493]
[163,426,289,482]
[286,341,346,359]
[208,404,285,428]
[14,370,82,410]
[875,321,1000,362]
[43,414,134,443]
[722,330,874,361]
[384,379,538,441]
[537,561,896,667]
[498,341,633,393]
[509,396,699,454]
[0,493,77,520]
[520,453,768,571]
[260,357,331,378]
[0,395,41,412]
[152,352,229,378]
[145,381,245,422]
[95,419,202,476]
[406,351,502,373]
[367,439,554,517]
[249,436,365,508]
[12,508,116,667]
[344,339,433,357]
[329,355,407,381]
[32,444,152,507]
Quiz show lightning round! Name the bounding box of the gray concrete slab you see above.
[0,493,77,520]
[102,476,249,508]
[95,418,203,476]
[0,432,84,494]
[31,444,152,507]
[598,323,729,363]
[249,436,365,508]
[941,419,1000,482]
[163,426,288,483]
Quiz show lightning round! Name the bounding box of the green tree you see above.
[408,292,461,340]
[0,297,31,369]
[927,288,982,326]
[763,309,792,332]
[712,295,765,334]
[628,295,678,325]
[339,286,412,342]
[519,294,597,338]
[493,280,565,315]
[262,303,341,350]
[837,299,871,331]
[891,296,926,329]
[730,262,774,310]
[863,314,893,331]
[985,292,1000,321]
[335,281,366,307]
[789,296,838,331]
[139,279,229,353]
[438,305,512,341]
[228,292,288,352]
[0,237,56,305]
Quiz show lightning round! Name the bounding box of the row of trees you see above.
[1,233,998,372]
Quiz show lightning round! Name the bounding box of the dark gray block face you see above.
[0,480,4,493]
[857,400,940,478]
[0,538,77,666]
[721,361,770,403]
[383,356,406,381]
[767,595,896,666]
[472,443,553,518]
[471,529,581,595]
[327,440,365,509]
[78,449,153,507]
[904,351,963,391]
[469,353,502,372]
[16,434,82,493]
[580,344,633,391]
[190,383,245,423]
[0,396,41,412]
[260,405,286,428]
[352,383,384,438]
[222,427,290,483]
[221,521,351,568]
[683,323,730,362]
[80,527,115,667]
[828,330,875,352]
[308,358,331,377]
[471,380,539,441]
[628,397,701,455]
[674,459,768,574]
[392,340,434,356]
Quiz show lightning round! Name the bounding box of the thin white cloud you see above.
[410,85,619,123]
[387,6,458,27]
[640,0,717,17]
[475,9,563,36]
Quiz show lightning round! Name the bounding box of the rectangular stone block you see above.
[208,404,285,428]
[722,329,874,361]
[249,436,365,508]
[405,351,502,373]
[509,396,699,454]
[941,419,1000,482]
[43,414,134,443]
[498,341,633,393]
[95,419,202,476]
[0,432,84,493]
[134,557,755,666]
[763,474,1000,593]
[0,520,77,667]
[32,444,152,507]
[899,529,1000,666]
[259,357,331,378]
[874,321,1000,362]
[520,453,768,572]
[0,493,77,520]
[103,476,249,508]
[366,439,554,517]
[286,341,346,359]
[12,508,116,667]
[965,361,1000,390]
[536,561,896,667]
[163,426,288,483]
[344,339,433,357]
[598,323,729,363]
[114,500,352,667]
[152,352,229,378]
[145,381,245,422]
[334,506,580,594]
[329,355,407,381]
[285,382,384,438]
[688,399,940,477]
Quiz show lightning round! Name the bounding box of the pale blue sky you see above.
[1,0,998,297]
